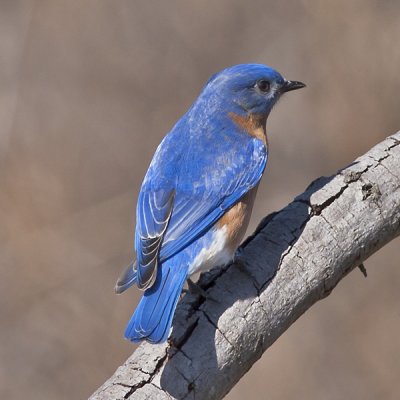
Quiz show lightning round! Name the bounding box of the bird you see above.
[115,63,305,343]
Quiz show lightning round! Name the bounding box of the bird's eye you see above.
[256,79,271,93]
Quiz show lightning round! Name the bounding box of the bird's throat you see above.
[228,112,268,145]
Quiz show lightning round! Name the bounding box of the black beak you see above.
[281,80,306,93]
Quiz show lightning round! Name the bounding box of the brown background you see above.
[1,1,400,399]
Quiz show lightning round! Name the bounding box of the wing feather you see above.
[134,132,267,290]
[135,189,175,289]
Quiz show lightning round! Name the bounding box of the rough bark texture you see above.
[90,133,400,400]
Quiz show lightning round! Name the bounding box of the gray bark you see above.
[90,133,400,400]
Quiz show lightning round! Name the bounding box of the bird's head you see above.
[202,64,305,117]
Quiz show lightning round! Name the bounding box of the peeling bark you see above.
[90,133,400,400]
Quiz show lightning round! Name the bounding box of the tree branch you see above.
[90,132,400,400]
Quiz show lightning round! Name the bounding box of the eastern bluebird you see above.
[115,64,305,343]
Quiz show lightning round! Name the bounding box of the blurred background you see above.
[1,1,400,399]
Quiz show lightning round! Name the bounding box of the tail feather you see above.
[124,258,188,343]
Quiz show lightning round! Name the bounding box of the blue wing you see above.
[160,142,266,260]
[134,189,175,289]
[132,127,267,289]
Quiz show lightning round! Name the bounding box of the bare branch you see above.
[90,132,400,400]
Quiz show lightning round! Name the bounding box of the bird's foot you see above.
[182,278,220,302]
[185,278,209,298]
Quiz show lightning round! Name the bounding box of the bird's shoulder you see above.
[142,114,267,192]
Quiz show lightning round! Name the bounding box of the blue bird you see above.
[116,64,305,343]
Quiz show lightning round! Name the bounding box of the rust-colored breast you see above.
[217,185,259,253]
[228,112,268,145]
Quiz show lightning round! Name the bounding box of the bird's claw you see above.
[186,278,209,298]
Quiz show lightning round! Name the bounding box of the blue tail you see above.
[124,258,188,343]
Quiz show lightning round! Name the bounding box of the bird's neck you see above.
[228,111,268,146]
[187,96,269,146]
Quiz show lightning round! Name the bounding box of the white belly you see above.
[187,186,259,276]
[188,226,234,275]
